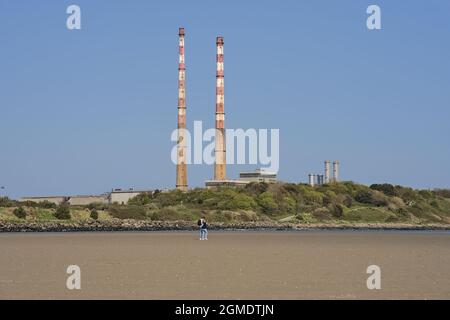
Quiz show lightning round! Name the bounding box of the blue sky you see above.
[1,0,449,198]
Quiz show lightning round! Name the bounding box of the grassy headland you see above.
[1,182,450,229]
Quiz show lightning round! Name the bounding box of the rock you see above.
[0,219,449,233]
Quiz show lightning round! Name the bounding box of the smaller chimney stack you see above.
[324,160,331,184]
[333,161,339,183]
[308,174,315,187]
[317,174,324,186]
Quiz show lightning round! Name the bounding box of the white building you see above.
[239,169,277,183]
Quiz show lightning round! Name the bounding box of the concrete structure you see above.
[324,160,331,184]
[214,36,226,181]
[205,179,249,189]
[333,160,339,183]
[68,195,108,206]
[317,174,324,186]
[108,189,153,205]
[308,174,315,187]
[176,27,188,192]
[20,196,67,205]
[21,189,153,206]
[239,169,277,183]
[20,195,108,206]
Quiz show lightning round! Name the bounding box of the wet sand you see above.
[1,231,449,299]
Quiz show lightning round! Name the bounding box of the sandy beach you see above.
[1,231,449,299]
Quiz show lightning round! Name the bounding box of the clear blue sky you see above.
[1,0,450,199]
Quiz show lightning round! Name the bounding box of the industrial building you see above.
[20,188,154,206]
[20,195,108,206]
[205,169,278,188]
[308,160,340,187]
[239,169,277,183]
[205,179,249,189]
[20,196,71,205]
[108,189,153,205]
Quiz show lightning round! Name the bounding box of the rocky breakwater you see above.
[0,220,449,233]
[0,220,294,233]
[0,220,195,232]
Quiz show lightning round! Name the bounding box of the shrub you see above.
[257,192,278,214]
[19,200,37,208]
[245,182,269,195]
[55,204,71,220]
[152,190,184,207]
[128,192,153,205]
[303,191,323,205]
[108,205,147,220]
[370,190,389,207]
[228,193,257,210]
[0,197,15,208]
[389,196,405,208]
[355,190,388,206]
[39,200,57,209]
[150,211,161,221]
[90,209,99,220]
[394,186,419,202]
[328,203,344,218]
[86,202,107,211]
[396,207,410,218]
[323,191,337,206]
[280,196,297,214]
[338,194,353,208]
[418,190,434,200]
[13,207,27,219]
[312,207,332,221]
[433,189,450,199]
[370,184,395,196]
[430,200,440,209]
[298,212,314,223]
[157,207,179,220]
[355,190,373,204]
[282,183,300,196]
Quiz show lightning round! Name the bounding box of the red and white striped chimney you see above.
[214,36,226,180]
[176,27,188,191]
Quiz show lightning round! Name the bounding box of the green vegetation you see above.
[1,182,450,224]
[13,207,27,219]
[90,209,99,220]
[54,204,71,220]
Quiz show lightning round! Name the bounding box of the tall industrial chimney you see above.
[176,27,188,191]
[214,36,226,180]
[333,160,339,183]
[324,160,331,184]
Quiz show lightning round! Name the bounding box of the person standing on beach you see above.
[197,217,203,240]
[199,217,208,240]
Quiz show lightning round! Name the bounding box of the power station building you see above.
[308,160,340,187]
[239,169,277,183]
